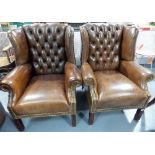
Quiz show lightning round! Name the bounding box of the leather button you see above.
[92,53,95,57]
[115,40,118,44]
[29,29,33,35]
[96,60,99,64]
[51,59,55,63]
[116,26,119,30]
[58,45,61,49]
[57,28,60,34]
[56,64,59,69]
[92,41,95,45]
[50,45,53,49]
[100,41,103,44]
[47,28,51,34]
[54,51,58,56]
[91,27,94,31]
[53,38,56,42]
[38,29,42,34]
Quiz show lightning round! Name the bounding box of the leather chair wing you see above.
[121,26,139,61]
[8,28,29,65]
[65,26,76,64]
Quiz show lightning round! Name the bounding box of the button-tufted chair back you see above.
[81,23,124,71]
[8,23,75,75]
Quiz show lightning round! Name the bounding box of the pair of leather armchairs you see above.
[0,23,154,131]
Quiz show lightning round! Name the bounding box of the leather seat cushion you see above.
[95,71,148,109]
[12,74,70,116]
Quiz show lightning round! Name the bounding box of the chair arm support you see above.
[81,63,98,110]
[65,62,82,107]
[120,60,154,91]
[0,64,32,105]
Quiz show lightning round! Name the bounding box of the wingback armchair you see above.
[80,23,154,125]
[0,23,81,130]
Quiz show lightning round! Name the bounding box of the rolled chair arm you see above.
[65,62,82,107]
[0,64,32,105]
[65,62,82,88]
[81,63,98,110]
[81,62,97,87]
[120,60,154,91]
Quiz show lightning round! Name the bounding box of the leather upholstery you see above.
[8,29,29,65]
[80,23,154,113]
[81,62,97,87]
[95,71,148,110]
[65,26,76,64]
[121,26,139,61]
[80,26,89,64]
[65,62,81,89]
[82,24,123,71]
[12,75,70,116]
[23,23,67,74]
[120,60,154,91]
[0,23,81,120]
[64,62,81,114]
[81,63,98,112]
[0,64,32,106]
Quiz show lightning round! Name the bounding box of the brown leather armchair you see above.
[80,23,154,125]
[0,23,81,131]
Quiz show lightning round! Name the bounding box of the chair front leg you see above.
[13,118,25,131]
[71,114,76,127]
[89,112,94,125]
